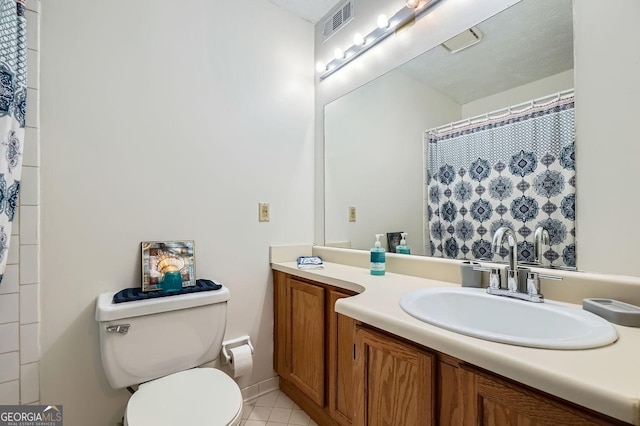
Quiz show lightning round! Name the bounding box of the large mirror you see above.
[325,0,573,261]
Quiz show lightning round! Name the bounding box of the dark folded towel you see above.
[112,279,223,303]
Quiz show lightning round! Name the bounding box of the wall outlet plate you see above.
[259,203,270,222]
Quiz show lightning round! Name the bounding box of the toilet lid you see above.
[126,368,242,426]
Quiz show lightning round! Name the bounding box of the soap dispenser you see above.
[370,234,386,276]
[395,232,411,254]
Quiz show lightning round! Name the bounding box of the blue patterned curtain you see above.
[426,95,576,268]
[0,0,26,283]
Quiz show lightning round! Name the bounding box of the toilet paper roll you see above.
[229,345,253,378]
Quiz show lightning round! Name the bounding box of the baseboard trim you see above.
[241,375,280,404]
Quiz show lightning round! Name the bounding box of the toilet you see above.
[95,286,243,426]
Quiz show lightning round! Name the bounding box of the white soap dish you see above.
[583,298,640,327]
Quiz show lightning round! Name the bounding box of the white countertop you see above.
[272,261,640,425]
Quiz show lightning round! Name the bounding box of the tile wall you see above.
[0,0,40,405]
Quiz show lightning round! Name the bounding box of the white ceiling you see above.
[398,0,573,104]
[268,0,342,23]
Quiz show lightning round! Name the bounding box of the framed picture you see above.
[141,240,196,292]
[387,232,403,254]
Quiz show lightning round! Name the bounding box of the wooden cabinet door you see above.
[461,367,624,426]
[328,290,357,425]
[438,355,463,426]
[273,271,287,376]
[285,277,326,406]
[354,326,435,426]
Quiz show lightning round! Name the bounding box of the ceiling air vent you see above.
[323,0,354,42]
[442,26,484,53]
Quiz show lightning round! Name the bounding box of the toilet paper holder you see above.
[221,335,254,365]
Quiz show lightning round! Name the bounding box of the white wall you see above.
[574,0,640,277]
[324,70,460,253]
[40,1,314,425]
[0,0,41,406]
[462,69,574,118]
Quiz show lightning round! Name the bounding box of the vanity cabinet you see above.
[437,355,464,425]
[273,271,357,425]
[351,326,627,426]
[353,326,435,426]
[328,290,357,425]
[273,271,631,426]
[278,275,325,405]
[460,366,625,426]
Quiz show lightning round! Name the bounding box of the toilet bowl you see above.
[95,287,243,426]
[124,369,242,426]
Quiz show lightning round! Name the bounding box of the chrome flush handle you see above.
[106,324,130,334]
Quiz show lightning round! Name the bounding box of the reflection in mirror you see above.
[425,92,575,268]
[324,0,573,263]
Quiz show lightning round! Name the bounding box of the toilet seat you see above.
[125,368,242,426]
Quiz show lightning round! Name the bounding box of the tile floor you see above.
[241,389,318,426]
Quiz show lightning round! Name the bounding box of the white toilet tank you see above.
[95,287,230,389]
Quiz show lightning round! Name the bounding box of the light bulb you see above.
[334,48,345,60]
[406,0,420,8]
[316,62,327,73]
[353,33,365,46]
[377,14,389,29]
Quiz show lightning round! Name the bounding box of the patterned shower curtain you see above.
[0,0,26,283]
[425,95,575,268]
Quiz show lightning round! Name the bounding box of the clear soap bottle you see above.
[395,232,411,254]
[370,234,386,275]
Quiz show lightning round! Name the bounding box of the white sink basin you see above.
[399,287,618,349]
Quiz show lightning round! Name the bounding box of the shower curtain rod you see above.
[429,88,575,135]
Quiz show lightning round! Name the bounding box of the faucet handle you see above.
[506,269,518,292]
[526,272,562,296]
[474,266,503,289]
[538,273,563,281]
[489,267,503,289]
[526,272,541,295]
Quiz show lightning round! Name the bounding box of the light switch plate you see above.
[349,206,356,222]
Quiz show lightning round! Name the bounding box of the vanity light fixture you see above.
[376,14,390,29]
[353,32,365,46]
[318,0,442,80]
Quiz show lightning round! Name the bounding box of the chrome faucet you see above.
[475,226,564,303]
[492,226,518,292]
[533,226,550,265]
[473,226,562,303]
